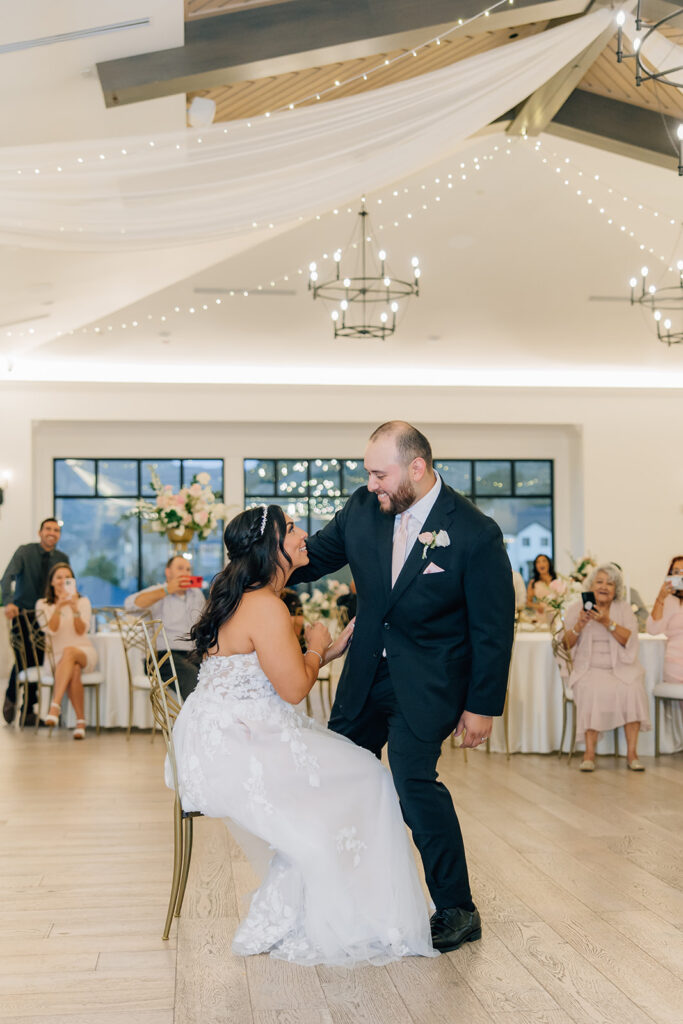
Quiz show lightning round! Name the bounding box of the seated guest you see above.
[511,571,527,613]
[336,579,357,624]
[647,555,683,686]
[526,554,557,622]
[35,564,97,740]
[124,555,205,701]
[562,562,650,772]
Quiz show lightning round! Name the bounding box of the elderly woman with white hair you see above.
[562,563,650,772]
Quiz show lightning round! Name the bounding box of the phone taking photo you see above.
[63,577,76,596]
[581,591,597,612]
[186,576,204,589]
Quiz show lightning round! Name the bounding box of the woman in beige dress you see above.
[526,554,556,623]
[35,563,97,739]
[562,563,650,772]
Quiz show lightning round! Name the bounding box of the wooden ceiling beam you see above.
[97,0,586,107]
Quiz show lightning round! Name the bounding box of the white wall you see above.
[0,381,680,611]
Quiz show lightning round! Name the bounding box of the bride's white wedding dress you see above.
[168,651,437,966]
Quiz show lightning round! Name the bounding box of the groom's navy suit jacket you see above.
[292,482,515,743]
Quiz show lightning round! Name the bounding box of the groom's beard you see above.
[378,477,417,515]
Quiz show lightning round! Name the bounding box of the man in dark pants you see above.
[291,421,514,952]
[124,555,204,700]
[1,517,70,725]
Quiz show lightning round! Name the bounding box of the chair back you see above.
[139,619,184,795]
[92,605,123,632]
[21,609,56,679]
[111,611,148,687]
[7,612,30,675]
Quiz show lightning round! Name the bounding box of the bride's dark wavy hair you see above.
[190,505,291,661]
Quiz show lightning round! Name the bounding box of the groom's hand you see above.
[454,711,493,748]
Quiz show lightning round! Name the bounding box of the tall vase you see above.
[166,526,195,554]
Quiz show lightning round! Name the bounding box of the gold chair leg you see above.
[163,798,184,941]
[503,698,510,761]
[127,686,133,741]
[19,682,28,730]
[175,816,194,919]
[95,687,100,736]
[655,696,661,757]
[559,697,567,758]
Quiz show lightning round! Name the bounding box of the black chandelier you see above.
[629,263,683,346]
[308,202,420,339]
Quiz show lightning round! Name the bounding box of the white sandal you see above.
[45,701,61,730]
[73,719,86,740]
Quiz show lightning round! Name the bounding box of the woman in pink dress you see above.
[646,555,683,685]
[35,563,97,739]
[562,563,650,772]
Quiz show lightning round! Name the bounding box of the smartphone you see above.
[63,577,76,596]
[667,575,683,589]
[581,591,597,611]
[186,576,204,589]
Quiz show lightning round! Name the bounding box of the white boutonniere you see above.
[418,529,451,560]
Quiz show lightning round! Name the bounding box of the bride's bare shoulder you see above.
[240,588,288,618]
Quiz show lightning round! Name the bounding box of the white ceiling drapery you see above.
[0,9,613,252]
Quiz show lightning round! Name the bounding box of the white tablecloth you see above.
[489,631,683,756]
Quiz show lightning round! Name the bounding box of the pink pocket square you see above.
[423,562,445,575]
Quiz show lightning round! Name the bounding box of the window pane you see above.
[54,459,96,496]
[514,460,551,495]
[140,529,224,590]
[436,460,471,495]
[97,460,138,496]
[245,459,276,496]
[474,461,511,496]
[55,497,139,606]
[141,460,181,496]
[342,459,366,493]
[309,495,346,534]
[309,458,341,497]
[277,460,309,497]
[476,497,552,578]
[182,459,223,494]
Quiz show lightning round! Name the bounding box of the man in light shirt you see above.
[124,555,205,700]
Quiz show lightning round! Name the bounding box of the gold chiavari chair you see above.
[32,609,104,735]
[111,611,155,739]
[7,611,53,730]
[140,619,201,941]
[485,616,518,760]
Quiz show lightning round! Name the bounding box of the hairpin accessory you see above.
[259,505,268,535]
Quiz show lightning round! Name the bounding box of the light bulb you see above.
[378,250,386,261]
[677,260,683,271]
[654,310,662,321]
[616,11,626,26]
[380,312,388,323]
[383,277,391,287]
[331,311,339,321]
[411,257,420,268]
[391,301,398,313]
[414,268,421,278]
[333,250,342,262]
[340,300,348,311]
[629,277,637,288]
[649,285,656,294]
[641,266,648,277]
[343,277,351,287]
[309,262,317,272]
[310,271,318,282]
[665,319,672,330]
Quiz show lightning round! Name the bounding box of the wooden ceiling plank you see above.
[98,0,579,106]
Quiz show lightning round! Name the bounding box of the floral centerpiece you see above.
[299,580,350,628]
[123,467,230,550]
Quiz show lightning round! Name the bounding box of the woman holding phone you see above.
[561,563,650,772]
[35,563,97,739]
[647,555,683,687]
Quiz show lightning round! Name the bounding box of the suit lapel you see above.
[385,485,457,612]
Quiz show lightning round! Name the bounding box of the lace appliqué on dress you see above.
[336,825,367,868]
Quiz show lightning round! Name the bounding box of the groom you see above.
[291,421,515,951]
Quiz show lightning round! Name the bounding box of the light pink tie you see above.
[391,512,411,587]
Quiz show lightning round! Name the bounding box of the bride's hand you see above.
[304,622,331,660]
[324,618,355,664]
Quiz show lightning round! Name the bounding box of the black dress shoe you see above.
[3,698,15,725]
[430,907,482,952]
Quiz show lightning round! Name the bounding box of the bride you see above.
[169,503,436,966]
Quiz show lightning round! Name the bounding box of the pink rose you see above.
[194,509,209,527]
[549,578,567,595]
[174,492,186,508]
[189,483,202,497]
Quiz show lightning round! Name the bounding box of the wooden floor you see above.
[1,723,682,1024]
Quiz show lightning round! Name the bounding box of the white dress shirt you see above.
[392,472,443,562]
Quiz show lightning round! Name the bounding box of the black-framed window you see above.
[244,457,553,583]
[54,458,224,605]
